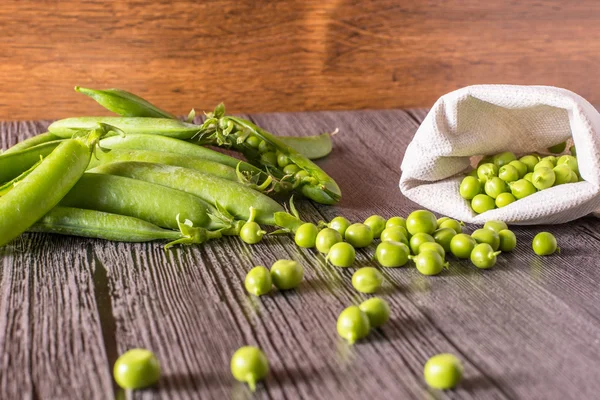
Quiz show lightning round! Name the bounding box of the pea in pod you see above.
[0,140,63,184]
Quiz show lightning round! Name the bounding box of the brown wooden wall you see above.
[1,0,599,120]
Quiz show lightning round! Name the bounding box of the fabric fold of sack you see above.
[399,85,600,225]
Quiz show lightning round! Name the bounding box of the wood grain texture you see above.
[3,111,600,399]
[2,0,600,120]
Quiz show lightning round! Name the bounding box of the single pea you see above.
[245,135,261,148]
[412,250,447,276]
[329,216,351,236]
[352,267,384,294]
[498,229,517,252]
[569,170,580,183]
[477,163,499,183]
[471,228,500,251]
[509,179,537,199]
[406,210,438,236]
[508,160,528,178]
[548,141,567,154]
[260,151,277,166]
[570,145,577,156]
[315,228,342,254]
[276,151,290,168]
[450,233,477,259]
[240,221,266,244]
[359,297,390,328]
[553,164,572,185]
[294,170,310,181]
[495,192,516,208]
[230,346,269,392]
[380,226,409,245]
[519,154,540,173]
[113,349,161,390]
[376,240,410,267]
[409,232,435,255]
[532,167,555,190]
[470,243,501,269]
[498,164,519,183]
[294,222,319,248]
[523,172,534,183]
[258,140,274,153]
[344,223,373,248]
[532,232,558,255]
[439,219,462,233]
[541,155,557,166]
[459,176,482,200]
[270,260,304,290]
[483,220,508,233]
[534,159,556,171]
[283,164,300,175]
[244,266,272,296]
[364,215,387,238]
[336,305,370,345]
[467,169,478,177]
[484,177,508,199]
[436,217,451,227]
[419,242,446,259]
[471,194,496,214]
[423,353,463,390]
[327,242,356,267]
[432,228,456,253]
[493,151,517,168]
[385,216,407,229]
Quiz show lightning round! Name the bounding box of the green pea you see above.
[240,222,266,244]
[230,346,269,392]
[270,260,304,290]
[450,233,476,259]
[523,172,534,183]
[495,192,516,208]
[570,145,577,156]
[329,216,351,236]
[509,179,537,199]
[477,163,498,183]
[541,155,557,165]
[532,232,558,255]
[113,348,161,390]
[498,164,519,183]
[352,267,384,294]
[364,215,387,238]
[569,170,580,183]
[439,219,462,234]
[508,160,528,178]
[423,353,463,390]
[470,243,501,269]
[553,164,572,185]
[412,250,446,276]
[327,242,356,267]
[380,226,409,245]
[477,155,493,167]
[260,151,277,166]
[359,297,390,328]
[344,223,373,248]
[295,223,319,248]
[459,176,481,200]
[409,232,435,255]
[385,216,406,229]
[484,177,508,199]
[419,242,445,259]
[258,140,273,153]
[532,167,555,190]
[245,135,261,149]
[432,228,456,253]
[406,210,437,236]
[471,194,496,214]
[483,220,508,233]
[244,266,272,296]
[471,228,500,250]
[534,159,556,171]
[336,305,370,345]
[498,229,517,252]
[315,228,342,254]
[436,217,450,227]
[276,151,290,168]
[548,141,567,154]
[519,154,540,173]
[283,163,300,175]
[376,241,410,267]
[493,151,517,168]
[467,169,478,177]
[294,170,310,181]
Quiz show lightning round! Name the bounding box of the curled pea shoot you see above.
[230,346,269,392]
[336,305,370,345]
[424,353,463,390]
[113,348,161,390]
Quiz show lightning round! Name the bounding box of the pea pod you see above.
[88,162,284,225]
[0,131,103,247]
[278,131,335,160]
[0,140,63,184]
[75,86,178,119]
[2,132,61,154]
[29,206,221,248]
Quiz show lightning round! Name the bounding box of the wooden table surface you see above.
[2,109,600,400]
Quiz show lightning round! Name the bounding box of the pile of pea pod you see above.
[0,87,341,248]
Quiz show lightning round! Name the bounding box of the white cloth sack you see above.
[399,85,600,225]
